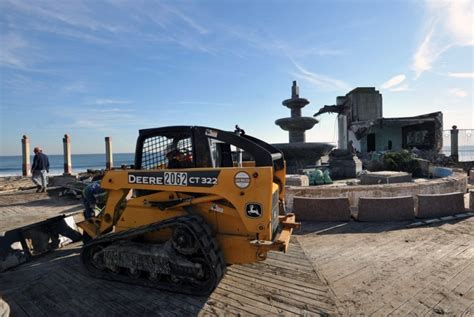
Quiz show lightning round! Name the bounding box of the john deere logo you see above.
[246,203,262,218]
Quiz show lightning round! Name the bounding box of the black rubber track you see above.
[81,214,226,295]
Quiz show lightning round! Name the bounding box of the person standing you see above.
[31,147,50,192]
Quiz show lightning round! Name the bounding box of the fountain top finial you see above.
[291,81,299,98]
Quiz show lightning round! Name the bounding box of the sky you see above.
[0,0,473,155]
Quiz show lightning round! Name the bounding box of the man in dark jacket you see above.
[31,147,50,193]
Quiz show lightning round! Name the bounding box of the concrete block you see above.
[293,197,351,221]
[357,196,414,222]
[49,174,78,187]
[285,174,309,187]
[416,192,465,218]
[328,156,362,179]
[470,191,474,211]
[413,158,430,177]
[359,171,412,185]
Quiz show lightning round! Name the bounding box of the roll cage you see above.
[134,126,284,171]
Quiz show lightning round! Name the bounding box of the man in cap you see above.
[31,147,50,192]
[166,149,193,169]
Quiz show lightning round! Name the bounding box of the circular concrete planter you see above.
[285,172,467,210]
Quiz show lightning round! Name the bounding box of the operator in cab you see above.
[166,149,194,168]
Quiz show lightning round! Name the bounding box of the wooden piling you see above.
[105,137,113,170]
[21,135,31,177]
[63,134,72,175]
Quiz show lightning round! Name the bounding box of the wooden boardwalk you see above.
[0,242,337,316]
[1,188,473,315]
[0,190,336,316]
[298,219,474,316]
[0,190,82,233]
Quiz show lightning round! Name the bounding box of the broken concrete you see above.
[285,174,309,187]
[328,150,363,179]
[357,196,414,221]
[359,171,412,185]
[416,192,465,218]
[292,196,351,221]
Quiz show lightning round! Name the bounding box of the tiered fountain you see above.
[273,81,334,174]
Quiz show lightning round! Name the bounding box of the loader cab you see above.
[134,126,285,172]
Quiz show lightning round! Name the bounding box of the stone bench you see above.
[357,196,414,222]
[416,192,465,218]
[292,197,351,221]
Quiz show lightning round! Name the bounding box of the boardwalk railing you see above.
[442,126,474,162]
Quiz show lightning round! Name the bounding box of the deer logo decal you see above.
[246,203,262,218]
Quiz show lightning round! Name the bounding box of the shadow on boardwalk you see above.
[0,241,337,316]
[297,217,469,236]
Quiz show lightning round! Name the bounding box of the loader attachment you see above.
[0,212,83,272]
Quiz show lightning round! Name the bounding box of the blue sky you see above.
[0,0,473,155]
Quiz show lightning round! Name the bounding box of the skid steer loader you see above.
[78,126,299,295]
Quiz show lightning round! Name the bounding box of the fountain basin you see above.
[275,117,319,131]
[282,97,310,109]
[272,142,335,174]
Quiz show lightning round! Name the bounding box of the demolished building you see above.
[314,87,443,153]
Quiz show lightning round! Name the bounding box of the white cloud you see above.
[448,72,474,79]
[63,81,88,93]
[413,27,451,77]
[389,84,411,92]
[292,62,350,92]
[228,28,344,59]
[163,4,208,35]
[413,0,474,78]
[5,0,123,33]
[95,99,131,105]
[178,101,233,107]
[381,74,406,89]
[0,33,29,68]
[90,108,134,113]
[448,88,468,97]
[52,105,139,131]
[1,0,213,59]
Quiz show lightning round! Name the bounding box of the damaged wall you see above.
[315,88,443,154]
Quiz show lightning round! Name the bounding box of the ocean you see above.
[1,148,473,177]
[442,146,474,162]
[0,153,135,176]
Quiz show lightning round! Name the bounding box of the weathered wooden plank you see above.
[226,268,329,297]
[64,264,208,315]
[299,215,474,315]
[208,290,265,316]
[368,244,473,315]
[231,264,329,291]
[219,277,335,314]
[265,251,316,268]
[216,281,301,315]
[255,257,314,274]
[5,292,48,317]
